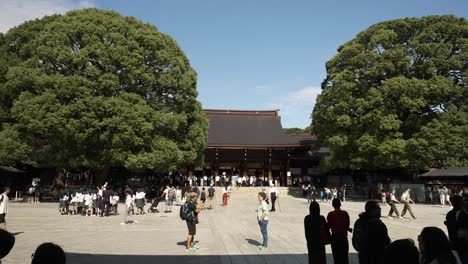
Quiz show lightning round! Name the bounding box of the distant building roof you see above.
[203,109,315,148]
[420,167,468,177]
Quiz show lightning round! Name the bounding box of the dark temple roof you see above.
[203,109,316,148]
[420,167,468,177]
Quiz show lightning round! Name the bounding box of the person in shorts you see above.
[0,187,11,230]
[162,185,172,213]
[200,188,207,209]
[207,185,215,209]
[186,192,204,252]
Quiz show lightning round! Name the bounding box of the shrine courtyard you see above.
[3,188,449,264]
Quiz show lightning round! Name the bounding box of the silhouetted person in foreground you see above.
[352,200,390,264]
[31,243,65,264]
[418,227,461,264]
[304,201,327,264]
[445,195,464,251]
[327,198,350,264]
[0,229,15,264]
[383,239,419,264]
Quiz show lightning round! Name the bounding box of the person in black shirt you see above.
[304,201,327,264]
[445,195,464,251]
[186,192,204,252]
[353,201,391,264]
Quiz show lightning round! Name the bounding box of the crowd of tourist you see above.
[1,179,468,264]
[303,193,468,264]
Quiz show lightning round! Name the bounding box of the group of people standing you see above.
[304,193,468,264]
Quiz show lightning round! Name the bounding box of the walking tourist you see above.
[185,192,204,252]
[0,187,10,230]
[222,186,228,206]
[352,200,390,264]
[31,243,66,264]
[401,188,417,219]
[0,229,15,263]
[327,198,350,264]
[215,174,220,186]
[418,227,462,264]
[135,189,145,215]
[387,189,402,218]
[304,201,327,264]
[200,188,207,209]
[207,185,215,209]
[381,189,387,206]
[121,190,137,225]
[257,192,269,250]
[175,186,182,206]
[269,184,279,212]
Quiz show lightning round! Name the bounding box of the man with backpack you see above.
[401,188,416,219]
[162,185,176,213]
[207,185,215,209]
[352,200,390,264]
[181,192,204,252]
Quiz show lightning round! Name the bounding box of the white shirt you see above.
[163,188,169,200]
[269,187,279,196]
[84,194,92,206]
[125,195,133,208]
[401,191,409,202]
[0,194,9,214]
[216,176,220,182]
[135,192,145,199]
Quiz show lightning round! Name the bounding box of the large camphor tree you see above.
[312,15,467,171]
[0,9,208,180]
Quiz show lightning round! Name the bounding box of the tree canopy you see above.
[0,9,208,172]
[312,15,468,171]
[284,125,311,135]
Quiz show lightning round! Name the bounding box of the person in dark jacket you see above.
[353,200,391,264]
[304,201,327,264]
[445,195,464,251]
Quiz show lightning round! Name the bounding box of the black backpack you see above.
[352,217,369,252]
[201,191,206,200]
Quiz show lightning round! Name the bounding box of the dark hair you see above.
[202,187,205,191]
[0,229,15,259]
[420,227,457,264]
[2,187,10,193]
[258,192,266,200]
[31,243,66,264]
[450,195,463,210]
[332,198,341,209]
[384,239,419,264]
[309,201,320,217]
[364,200,380,213]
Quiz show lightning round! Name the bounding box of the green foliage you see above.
[312,15,468,170]
[284,125,311,135]
[0,9,207,170]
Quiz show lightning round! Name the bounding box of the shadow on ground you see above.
[67,253,359,264]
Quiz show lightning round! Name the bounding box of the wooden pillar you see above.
[242,149,248,177]
[268,148,273,181]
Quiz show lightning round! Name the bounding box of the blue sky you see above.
[1,0,467,128]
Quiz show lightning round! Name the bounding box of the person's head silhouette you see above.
[0,229,15,260]
[31,243,65,264]
[309,201,320,217]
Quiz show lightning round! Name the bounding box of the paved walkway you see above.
[3,191,450,263]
